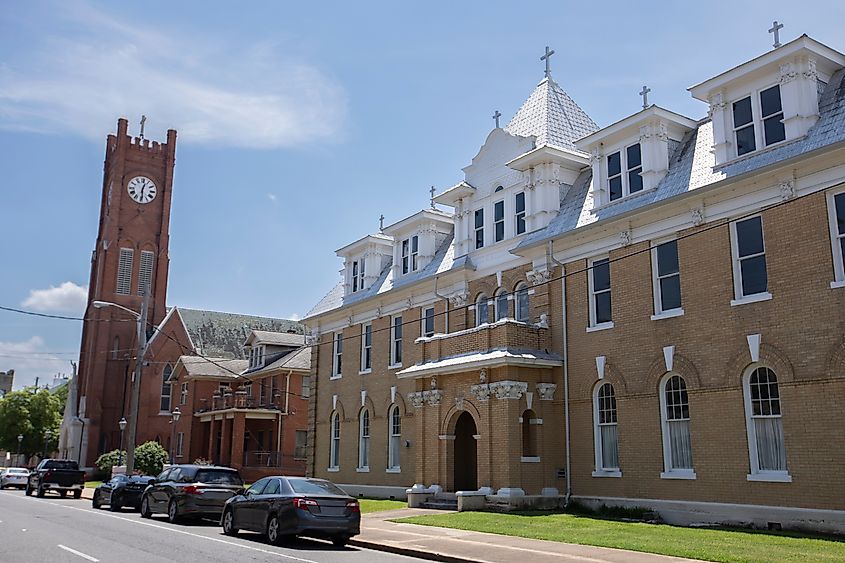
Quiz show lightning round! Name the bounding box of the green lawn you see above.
[85,481,103,488]
[358,498,406,514]
[394,511,845,563]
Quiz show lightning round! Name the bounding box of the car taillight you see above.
[293,498,318,510]
[45,470,53,478]
[346,501,360,513]
[183,485,203,495]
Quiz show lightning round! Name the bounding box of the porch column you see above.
[207,416,216,462]
[220,417,232,466]
[489,395,522,493]
[230,412,246,470]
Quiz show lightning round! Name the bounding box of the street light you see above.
[43,430,53,460]
[118,417,128,469]
[92,290,150,475]
[169,407,181,464]
[17,434,23,466]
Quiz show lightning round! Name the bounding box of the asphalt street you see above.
[0,489,423,563]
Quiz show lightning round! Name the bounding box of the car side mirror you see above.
[147,479,157,486]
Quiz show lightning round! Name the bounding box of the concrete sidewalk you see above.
[351,508,701,563]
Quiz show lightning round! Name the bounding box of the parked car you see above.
[25,459,86,498]
[139,465,243,523]
[92,474,155,511]
[0,467,30,489]
[221,476,360,547]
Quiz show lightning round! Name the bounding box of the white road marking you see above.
[58,545,100,562]
[0,492,318,563]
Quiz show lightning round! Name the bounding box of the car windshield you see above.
[8,469,28,474]
[195,470,242,485]
[130,476,153,483]
[43,460,78,470]
[288,478,347,496]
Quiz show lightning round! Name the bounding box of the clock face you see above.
[127,176,157,204]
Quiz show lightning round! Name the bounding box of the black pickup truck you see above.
[25,459,86,499]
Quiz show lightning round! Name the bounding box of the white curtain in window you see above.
[600,425,618,469]
[668,419,693,469]
[755,417,787,471]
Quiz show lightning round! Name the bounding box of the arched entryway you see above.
[453,411,477,491]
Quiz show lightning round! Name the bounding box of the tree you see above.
[0,387,62,460]
[134,441,168,476]
[95,449,126,475]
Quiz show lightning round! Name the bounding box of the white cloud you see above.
[21,282,88,314]
[288,313,302,322]
[267,193,278,203]
[0,336,73,390]
[0,3,346,148]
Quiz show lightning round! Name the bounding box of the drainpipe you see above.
[548,241,572,506]
[433,275,449,333]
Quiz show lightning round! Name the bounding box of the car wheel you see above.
[140,496,152,519]
[36,485,45,498]
[331,535,349,547]
[109,495,121,512]
[167,499,181,524]
[73,490,81,500]
[92,493,101,509]
[266,515,282,545]
[222,509,238,536]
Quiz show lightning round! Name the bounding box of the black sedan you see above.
[221,476,360,547]
[140,464,243,523]
[92,475,155,511]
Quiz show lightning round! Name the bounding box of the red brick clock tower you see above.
[74,118,177,468]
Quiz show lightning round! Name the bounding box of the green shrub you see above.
[134,441,168,476]
[94,449,126,474]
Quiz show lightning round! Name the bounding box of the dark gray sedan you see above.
[221,477,360,546]
[140,465,243,523]
[93,474,155,511]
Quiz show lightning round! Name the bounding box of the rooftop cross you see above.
[379,214,384,232]
[430,186,436,209]
[769,20,784,49]
[139,115,147,139]
[493,110,502,128]
[540,46,555,79]
[639,85,651,109]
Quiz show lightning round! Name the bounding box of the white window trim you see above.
[827,188,845,287]
[742,365,792,483]
[387,404,401,471]
[175,432,184,457]
[587,256,612,329]
[729,215,770,303]
[329,412,340,470]
[651,239,684,317]
[389,315,403,368]
[520,456,541,463]
[658,373,696,480]
[474,208,485,249]
[421,306,435,338]
[605,142,643,203]
[359,323,372,374]
[385,468,402,473]
[358,410,370,471]
[331,332,343,379]
[730,83,787,160]
[327,467,339,473]
[493,199,505,243]
[592,383,621,477]
[515,191,526,235]
[475,296,491,327]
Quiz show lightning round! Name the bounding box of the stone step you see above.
[421,500,458,510]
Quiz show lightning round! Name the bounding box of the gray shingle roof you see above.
[249,331,305,347]
[505,78,598,151]
[177,308,304,360]
[176,356,248,379]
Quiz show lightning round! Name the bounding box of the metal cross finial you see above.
[493,110,502,128]
[430,186,436,209]
[540,46,555,79]
[139,115,147,139]
[769,20,784,48]
[639,85,651,109]
[379,214,385,232]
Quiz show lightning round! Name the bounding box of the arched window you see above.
[111,336,120,360]
[475,294,489,327]
[160,364,173,413]
[521,409,537,457]
[329,411,340,469]
[593,383,619,473]
[388,405,401,470]
[495,289,509,321]
[743,366,789,478]
[660,375,694,476]
[515,283,530,323]
[358,409,370,470]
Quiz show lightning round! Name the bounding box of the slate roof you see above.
[175,356,248,379]
[264,346,311,372]
[250,330,305,347]
[505,78,598,151]
[177,308,304,360]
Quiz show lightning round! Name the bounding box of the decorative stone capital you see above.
[407,392,425,408]
[619,230,632,246]
[536,383,557,401]
[804,57,818,81]
[449,290,469,308]
[526,268,552,286]
[491,380,529,400]
[469,383,491,402]
[590,147,602,164]
[424,389,444,406]
[455,394,465,411]
[779,178,796,201]
[779,62,798,84]
[691,207,704,227]
[707,92,727,118]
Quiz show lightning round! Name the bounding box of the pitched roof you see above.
[247,330,305,347]
[175,356,248,380]
[176,308,304,360]
[505,78,598,151]
[265,346,311,372]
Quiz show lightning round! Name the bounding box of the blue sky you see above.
[0,0,841,388]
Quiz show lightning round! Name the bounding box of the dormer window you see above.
[607,143,643,201]
[401,236,418,275]
[351,260,365,292]
[732,85,785,157]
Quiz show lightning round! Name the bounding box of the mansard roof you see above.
[505,77,598,151]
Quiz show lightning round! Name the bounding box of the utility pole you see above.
[125,290,150,474]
